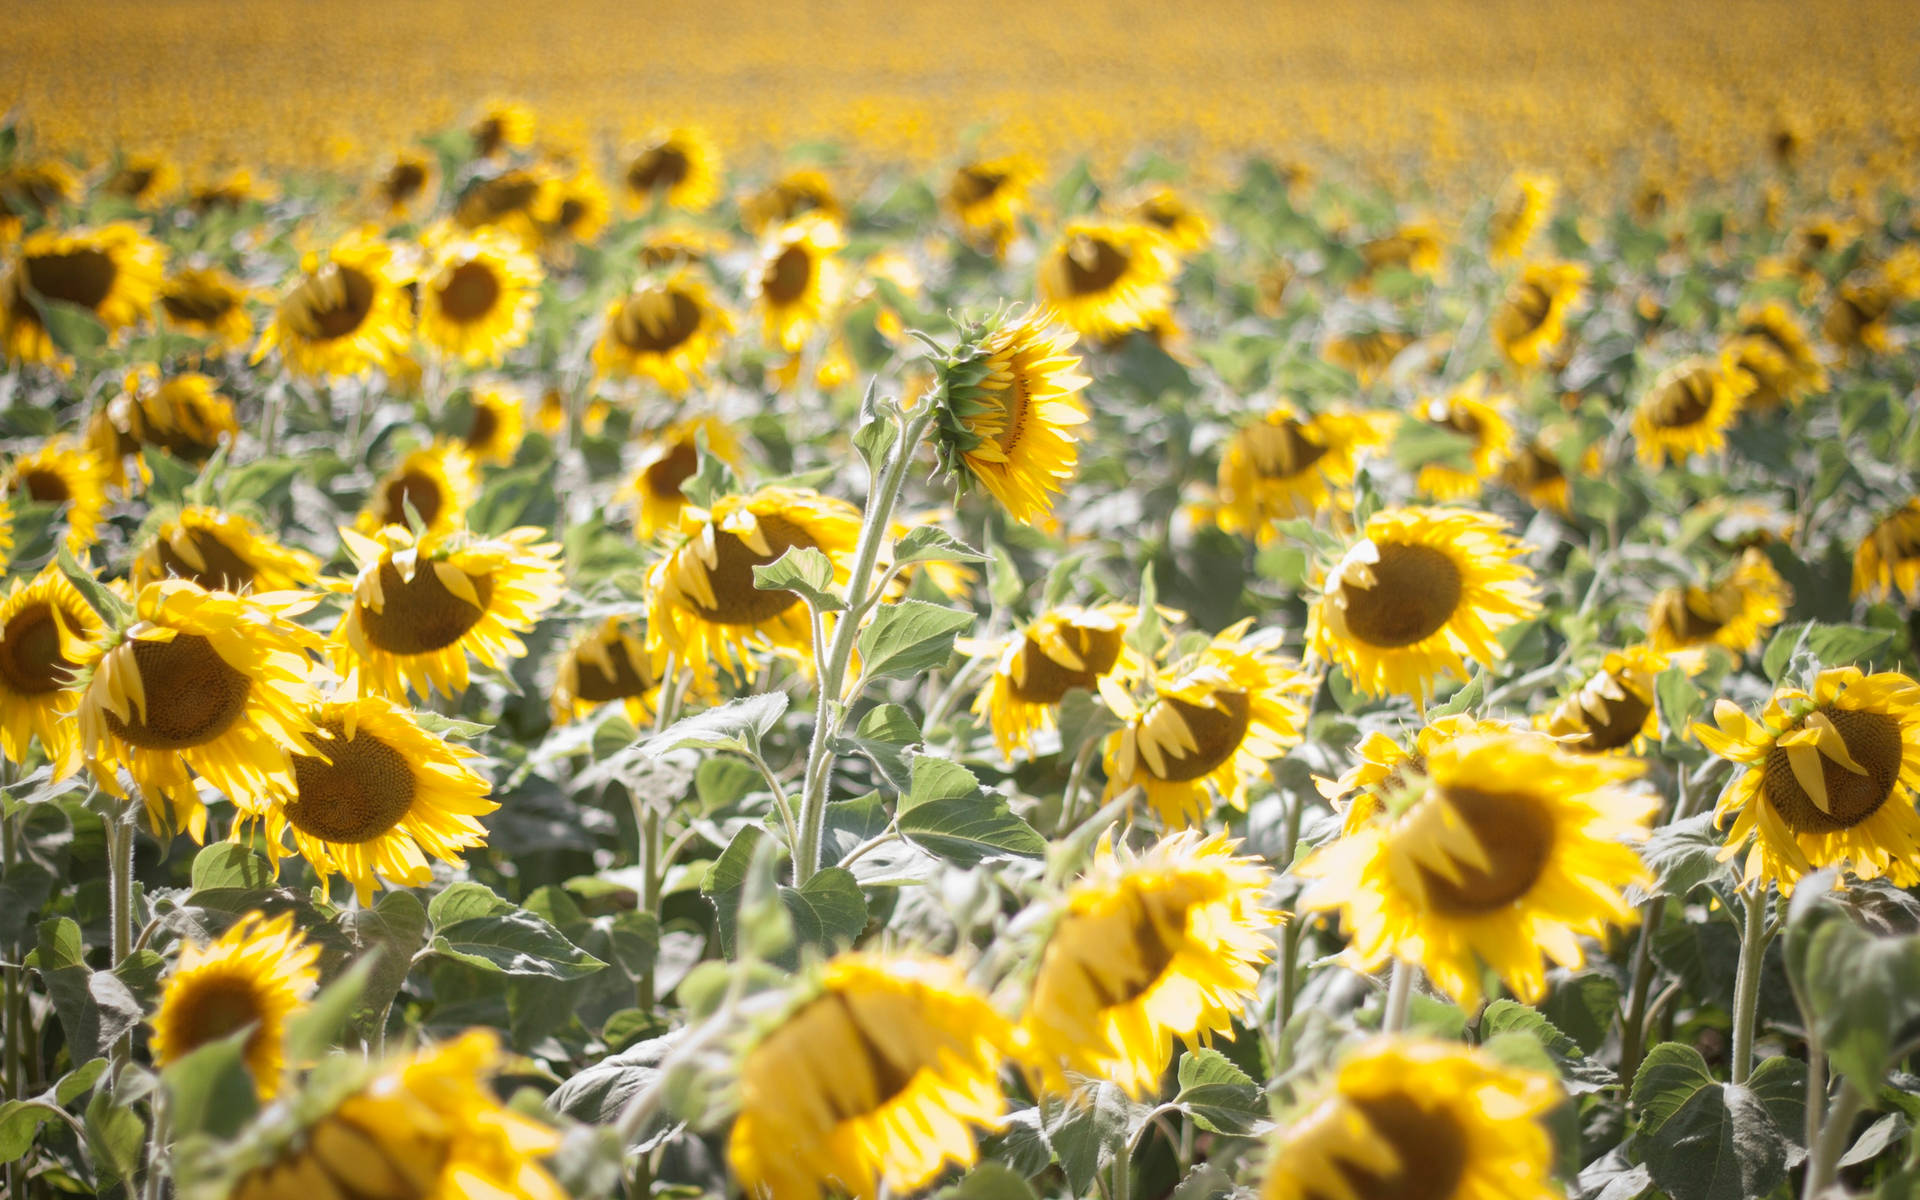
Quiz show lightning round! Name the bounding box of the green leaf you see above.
[0,1102,53,1165]
[339,887,428,1040]
[779,868,868,956]
[754,546,846,612]
[37,299,108,356]
[897,758,1045,866]
[1481,1000,1616,1094]
[856,600,973,681]
[1539,971,1622,1055]
[1632,1043,1717,1135]
[54,545,134,628]
[410,712,493,740]
[429,882,607,979]
[1391,418,1476,473]
[83,1079,145,1188]
[283,955,381,1062]
[1747,1056,1809,1164]
[933,1163,1040,1200]
[1762,621,1894,683]
[893,526,989,567]
[833,703,921,792]
[1798,908,1920,1087]
[1046,1081,1132,1196]
[1173,1047,1267,1135]
[647,692,790,756]
[1638,813,1732,898]
[702,825,780,959]
[161,1026,258,1141]
[1427,670,1485,718]
[1644,1081,1788,1200]
[1655,664,1705,742]
[190,842,275,892]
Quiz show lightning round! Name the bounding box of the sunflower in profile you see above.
[1823,277,1893,356]
[541,165,611,250]
[1126,187,1212,255]
[0,223,168,365]
[1632,356,1752,466]
[1298,731,1654,1007]
[620,414,747,538]
[1726,301,1826,409]
[149,911,319,1096]
[1544,644,1696,755]
[1102,620,1314,826]
[0,564,102,773]
[1318,713,1518,835]
[417,225,543,366]
[1490,261,1585,367]
[743,167,845,235]
[103,153,179,208]
[1020,831,1276,1097]
[1311,507,1539,702]
[453,165,561,247]
[355,440,479,538]
[593,271,734,393]
[76,580,322,840]
[89,367,239,489]
[1696,667,1920,893]
[331,524,564,701]
[471,101,536,159]
[1208,403,1395,540]
[729,953,1014,1200]
[552,617,660,725]
[1647,548,1789,659]
[1357,221,1444,283]
[751,214,845,355]
[1037,220,1178,340]
[1261,1039,1562,1200]
[946,154,1040,256]
[645,487,861,686]
[971,603,1143,758]
[460,387,528,466]
[242,695,495,903]
[254,229,414,379]
[4,438,108,551]
[931,307,1090,525]
[227,1031,565,1200]
[1322,328,1413,385]
[1413,384,1513,501]
[624,128,722,212]
[131,506,321,594]
[0,160,80,239]
[373,149,435,219]
[1854,499,1920,603]
[1488,171,1557,263]
[156,265,257,350]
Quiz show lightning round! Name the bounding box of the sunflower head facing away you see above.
[1488,171,1558,262]
[973,603,1143,758]
[621,414,746,539]
[624,128,722,212]
[1020,830,1277,1097]
[946,154,1041,255]
[1491,260,1585,367]
[593,271,734,393]
[150,911,319,1097]
[1413,385,1514,501]
[156,265,257,349]
[1299,730,1654,1008]
[1855,499,1920,604]
[1632,355,1752,466]
[254,229,414,380]
[453,165,562,247]
[0,160,82,237]
[132,505,321,595]
[355,440,479,539]
[1038,219,1179,340]
[1310,506,1540,702]
[1823,278,1893,355]
[1208,402,1396,541]
[4,436,109,552]
[1647,547,1790,659]
[751,213,845,355]
[1696,667,1920,894]
[0,563,103,774]
[729,953,1014,1200]
[1544,644,1693,756]
[552,616,660,726]
[417,225,544,366]
[1,222,168,366]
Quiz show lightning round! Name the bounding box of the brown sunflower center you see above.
[573,638,656,703]
[161,285,237,326]
[988,366,1038,454]
[952,168,1008,207]
[285,716,418,844]
[628,146,689,193]
[764,245,814,305]
[614,291,702,354]
[466,402,500,452]
[1570,676,1652,753]
[686,514,820,625]
[1652,586,1723,644]
[1331,1093,1469,1200]
[1078,891,1185,1008]
[1418,785,1556,914]
[1761,707,1905,833]
[1006,623,1124,704]
[109,166,156,199]
[458,175,541,227]
[818,991,923,1119]
[1872,516,1920,564]
[1741,320,1797,362]
[358,561,495,656]
[1148,690,1253,782]
[19,467,70,505]
[1063,235,1130,295]
[25,248,118,312]
[1498,280,1553,340]
[643,440,700,501]
[1506,444,1563,488]
[1647,369,1715,429]
[1246,418,1329,479]
[436,261,502,324]
[170,975,267,1058]
[556,197,587,231]
[1339,543,1463,648]
[1430,405,1483,441]
[473,118,507,158]
[0,602,72,695]
[157,529,258,593]
[286,264,375,342]
[103,634,251,750]
[383,161,427,205]
[378,470,447,531]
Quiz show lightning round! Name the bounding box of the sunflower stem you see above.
[1054,733,1103,837]
[1383,959,1414,1033]
[1106,1126,1133,1200]
[3,776,28,1200]
[1728,881,1768,1086]
[1804,1079,1866,1200]
[104,800,135,1074]
[1618,894,1666,1091]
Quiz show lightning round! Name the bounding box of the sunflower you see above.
[931,307,1090,525]
[1318,713,1518,835]
[1322,328,1413,385]
[185,167,274,216]
[620,414,747,538]
[0,564,103,773]
[541,166,611,249]
[1499,437,1586,515]
[1823,278,1893,355]
[417,225,542,366]
[1311,507,1540,702]
[1260,1038,1562,1200]
[0,222,168,365]
[132,506,321,594]
[1357,221,1444,281]
[1020,831,1277,1097]
[149,911,319,1096]
[4,438,108,551]
[729,953,1014,1200]
[972,604,1144,758]
[76,580,322,841]
[1298,731,1654,1008]
[1632,356,1752,466]
[946,155,1040,256]
[645,487,861,686]
[1102,620,1314,826]
[1726,301,1827,409]
[1855,500,1920,603]
[355,441,479,539]
[228,1030,564,1200]
[624,128,722,213]
[242,695,495,904]
[331,524,564,702]
[1488,171,1557,263]
[0,160,80,239]
[743,167,845,235]
[638,224,734,270]
[1696,667,1920,893]
[752,214,844,355]
[471,101,536,159]
[460,388,527,466]
[453,166,561,247]
[156,265,257,350]
[592,271,734,393]
[254,229,414,380]
[551,617,659,725]
[373,150,436,220]
[1490,261,1585,368]
[1543,645,1696,755]
[1209,403,1396,540]
[1037,220,1178,340]
[1127,187,1212,255]
[89,367,239,489]
[1647,548,1789,659]
[1413,385,1513,501]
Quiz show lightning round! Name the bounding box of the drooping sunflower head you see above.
[356,440,479,539]
[1490,260,1586,368]
[0,161,81,242]
[1413,385,1514,501]
[620,414,746,539]
[1020,830,1278,1097]
[750,213,845,355]
[1319,713,1519,835]
[1632,355,1752,467]
[150,911,319,1096]
[1488,170,1557,262]
[1298,730,1654,1008]
[1037,219,1179,340]
[592,271,734,393]
[1103,619,1315,826]
[4,436,109,552]
[76,580,323,841]
[644,486,861,686]
[729,953,1015,1200]
[973,603,1144,758]
[254,229,414,380]
[1209,402,1396,541]
[1126,187,1212,255]
[1357,221,1445,282]
[470,100,536,159]
[1261,1038,1563,1200]
[156,265,257,349]
[946,154,1041,254]
[1854,499,1920,604]
[551,616,660,726]
[623,127,722,213]
[932,306,1090,525]
[91,367,240,489]
[373,149,436,219]
[1647,547,1789,658]
[1310,506,1540,702]
[1,222,168,365]
[332,523,564,702]
[1823,277,1893,355]
[453,165,562,247]
[0,563,103,773]
[131,506,321,595]
[1696,667,1920,894]
[417,224,543,366]
[742,167,845,235]
[460,387,528,467]
[1727,301,1827,408]
[1544,644,1693,756]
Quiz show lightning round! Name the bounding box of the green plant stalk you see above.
[105,800,136,1073]
[1383,959,1414,1034]
[1617,894,1666,1091]
[3,780,26,1200]
[1728,882,1768,1086]
[1106,1127,1133,1200]
[1803,1080,1866,1200]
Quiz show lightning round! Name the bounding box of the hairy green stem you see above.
[1728,883,1768,1086]
[1383,960,1414,1034]
[3,784,26,1200]
[105,803,135,1074]
[1803,1081,1866,1200]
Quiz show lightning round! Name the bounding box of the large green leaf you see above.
[428,882,607,979]
[897,758,1045,866]
[856,600,974,681]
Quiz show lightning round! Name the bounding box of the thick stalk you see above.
[1728,883,1767,1086]
[1383,960,1414,1034]
[1803,1082,1866,1200]
[1618,895,1667,1089]
[1053,734,1103,837]
[3,790,26,1200]
[1272,785,1308,1073]
[1106,1127,1133,1200]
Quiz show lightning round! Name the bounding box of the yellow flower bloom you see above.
[592,271,734,394]
[1037,219,1178,340]
[751,214,844,355]
[1357,221,1444,282]
[1632,356,1752,466]
[1725,301,1827,409]
[104,153,179,208]
[541,165,611,249]
[454,165,562,248]
[417,225,543,366]
[1823,277,1893,355]
[89,367,239,490]
[0,161,81,240]
[1647,547,1789,659]
[1488,171,1557,263]
[742,167,845,235]
[1490,260,1585,367]
[1127,187,1212,254]
[356,441,479,539]
[946,155,1040,256]
[623,127,722,212]
[373,150,436,220]
[254,229,414,380]
[1413,385,1513,502]
[0,563,103,774]
[156,265,258,350]
[4,437,109,552]
[132,506,320,595]
[1544,644,1696,755]
[620,414,747,539]
[1322,328,1413,385]
[638,224,734,270]
[150,911,319,1096]
[551,617,660,726]
[1209,403,1395,540]
[1499,437,1588,515]
[0,222,168,365]
[972,603,1143,759]
[1318,713,1518,835]
[1854,499,1920,604]
[471,100,536,159]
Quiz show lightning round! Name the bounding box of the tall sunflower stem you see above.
[3,776,27,1200]
[1728,882,1768,1086]
[1383,959,1415,1034]
[1618,894,1667,1092]
[1804,1080,1866,1200]
[1106,1128,1133,1200]
[1054,733,1103,837]
[105,800,136,1073]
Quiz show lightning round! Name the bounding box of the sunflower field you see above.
[7,4,1920,1200]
